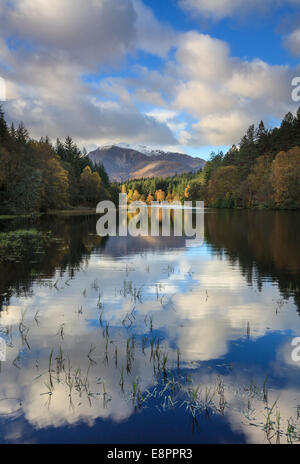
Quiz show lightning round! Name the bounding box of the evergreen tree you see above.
[0,105,9,142]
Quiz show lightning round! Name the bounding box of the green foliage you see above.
[271,147,300,209]
[205,109,300,209]
[1,105,299,212]
[0,229,53,262]
[208,165,240,208]
[119,169,204,204]
[117,107,300,210]
[0,107,111,214]
[80,166,103,204]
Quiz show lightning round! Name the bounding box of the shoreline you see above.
[1,205,300,221]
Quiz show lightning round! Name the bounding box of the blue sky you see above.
[146,0,300,64]
[0,0,300,159]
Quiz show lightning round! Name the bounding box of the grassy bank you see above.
[0,229,53,262]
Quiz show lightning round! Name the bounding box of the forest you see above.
[122,109,300,210]
[0,106,114,215]
[0,106,300,214]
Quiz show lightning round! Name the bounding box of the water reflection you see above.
[0,211,299,444]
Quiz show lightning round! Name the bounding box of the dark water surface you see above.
[0,210,300,444]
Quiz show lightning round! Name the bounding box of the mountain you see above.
[88,144,206,182]
[103,143,166,156]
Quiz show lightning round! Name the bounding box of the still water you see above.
[0,210,299,444]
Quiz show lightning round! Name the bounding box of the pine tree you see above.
[16,122,29,144]
[292,107,300,148]
[0,105,9,142]
[10,122,16,139]
[278,112,295,151]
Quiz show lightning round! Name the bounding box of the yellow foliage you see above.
[80,166,102,203]
[146,192,154,204]
[271,147,300,208]
[184,184,190,199]
[155,189,165,202]
[132,189,141,202]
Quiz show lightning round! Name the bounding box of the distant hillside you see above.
[88,144,206,181]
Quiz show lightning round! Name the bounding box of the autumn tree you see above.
[184,184,191,199]
[155,189,165,202]
[80,166,102,204]
[127,189,133,203]
[32,140,69,210]
[247,154,273,207]
[166,192,174,203]
[208,166,240,207]
[186,180,206,203]
[0,108,115,214]
[271,147,300,209]
[146,192,154,204]
[132,189,141,202]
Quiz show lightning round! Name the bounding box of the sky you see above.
[1,0,300,159]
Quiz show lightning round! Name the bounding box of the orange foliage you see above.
[271,147,300,209]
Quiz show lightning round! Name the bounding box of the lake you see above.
[0,210,299,444]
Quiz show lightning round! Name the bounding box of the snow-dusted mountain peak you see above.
[98,143,185,157]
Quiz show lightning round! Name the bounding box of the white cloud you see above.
[179,0,300,21]
[132,0,177,57]
[5,95,176,146]
[146,108,188,142]
[285,27,300,56]
[169,31,298,146]
[176,32,232,82]
[191,111,254,145]
[146,108,179,123]
[175,81,234,116]
[1,0,176,67]
[1,0,137,68]
[0,0,177,148]
[0,0,298,151]
[0,239,299,436]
